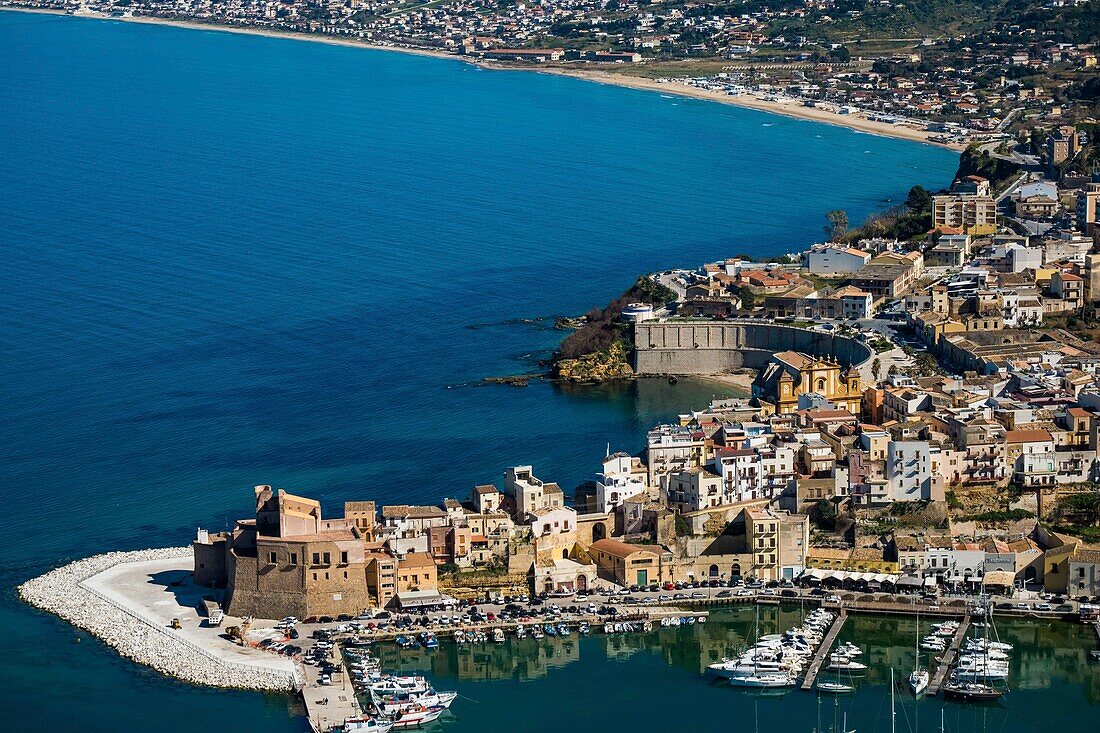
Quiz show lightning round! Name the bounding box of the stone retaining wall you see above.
[633,320,873,375]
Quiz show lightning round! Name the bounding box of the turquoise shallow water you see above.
[0,10,993,731]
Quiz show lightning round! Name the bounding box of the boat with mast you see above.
[942,597,1008,701]
[909,609,929,696]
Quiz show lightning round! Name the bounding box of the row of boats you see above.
[706,607,843,689]
[343,659,458,732]
[941,636,1013,702]
[908,613,1013,702]
[399,618,679,647]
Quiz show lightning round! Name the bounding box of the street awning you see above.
[982,570,1015,587]
[896,576,922,588]
[923,577,937,587]
[395,590,448,609]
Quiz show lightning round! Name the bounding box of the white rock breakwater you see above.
[18,547,300,692]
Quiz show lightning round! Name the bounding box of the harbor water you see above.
[0,10,1034,732]
[358,607,1100,733]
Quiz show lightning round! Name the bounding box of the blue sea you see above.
[0,11,967,731]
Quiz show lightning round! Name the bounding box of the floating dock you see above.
[800,610,848,690]
[926,614,971,697]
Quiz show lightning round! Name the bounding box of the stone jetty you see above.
[18,547,300,693]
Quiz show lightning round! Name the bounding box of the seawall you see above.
[633,320,873,376]
[18,547,301,692]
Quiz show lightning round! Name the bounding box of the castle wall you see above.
[633,321,872,376]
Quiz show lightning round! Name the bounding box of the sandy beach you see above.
[544,68,964,150]
[3,6,963,151]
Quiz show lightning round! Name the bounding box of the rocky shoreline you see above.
[18,547,300,692]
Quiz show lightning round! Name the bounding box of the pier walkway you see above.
[800,610,848,691]
[302,645,362,733]
[927,615,971,697]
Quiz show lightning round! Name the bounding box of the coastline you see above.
[1,6,963,152]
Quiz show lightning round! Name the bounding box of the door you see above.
[636,569,648,586]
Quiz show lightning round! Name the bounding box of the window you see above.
[268,551,277,564]
[340,551,348,564]
[312,552,321,565]
[290,552,298,565]
[323,552,331,565]
[312,572,317,580]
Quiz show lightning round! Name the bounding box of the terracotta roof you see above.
[589,538,658,560]
[399,551,436,568]
[1004,429,1053,444]
[381,504,447,519]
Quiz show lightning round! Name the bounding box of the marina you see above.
[15,547,1100,733]
[925,616,972,697]
[800,611,849,690]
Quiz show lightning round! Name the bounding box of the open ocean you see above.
[0,10,988,731]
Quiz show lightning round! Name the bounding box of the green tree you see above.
[871,357,882,381]
[824,209,849,242]
[736,285,757,311]
[905,185,932,214]
[810,499,838,530]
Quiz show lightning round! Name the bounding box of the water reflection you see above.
[363,605,1100,733]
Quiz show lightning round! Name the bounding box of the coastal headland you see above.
[0,7,963,151]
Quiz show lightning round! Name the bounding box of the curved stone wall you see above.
[633,320,873,376]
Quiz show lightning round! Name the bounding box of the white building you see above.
[594,472,646,514]
[806,246,872,275]
[664,467,727,512]
[646,425,706,485]
[885,441,944,502]
[999,290,1044,327]
[528,506,577,539]
[503,465,564,521]
[837,286,873,319]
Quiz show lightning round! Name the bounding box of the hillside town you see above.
[180,118,1100,623]
[9,0,1098,147]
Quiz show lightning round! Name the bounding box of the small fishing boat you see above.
[418,632,438,650]
[386,705,444,729]
[343,717,394,733]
